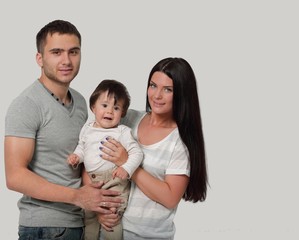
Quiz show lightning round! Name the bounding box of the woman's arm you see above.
[132,168,189,209]
[100,137,189,209]
[98,170,188,230]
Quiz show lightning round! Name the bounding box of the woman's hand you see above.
[98,210,121,231]
[100,137,128,166]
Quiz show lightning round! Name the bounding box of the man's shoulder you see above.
[8,81,41,107]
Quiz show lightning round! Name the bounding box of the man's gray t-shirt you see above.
[5,80,88,227]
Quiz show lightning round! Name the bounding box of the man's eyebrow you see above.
[49,47,81,52]
[49,48,62,52]
[69,47,81,51]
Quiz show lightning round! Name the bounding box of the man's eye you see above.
[70,50,79,55]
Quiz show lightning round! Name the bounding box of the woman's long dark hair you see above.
[146,57,208,202]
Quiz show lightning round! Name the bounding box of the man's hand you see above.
[74,181,123,213]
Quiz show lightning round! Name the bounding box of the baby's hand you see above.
[112,167,129,180]
[67,154,80,169]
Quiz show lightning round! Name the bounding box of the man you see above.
[4,20,121,240]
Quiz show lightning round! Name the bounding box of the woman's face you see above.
[147,71,174,116]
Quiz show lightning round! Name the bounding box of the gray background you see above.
[1,0,298,239]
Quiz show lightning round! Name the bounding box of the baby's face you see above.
[92,91,124,129]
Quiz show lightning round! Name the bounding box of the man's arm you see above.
[4,136,122,212]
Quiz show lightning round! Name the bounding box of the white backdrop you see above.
[1,1,298,239]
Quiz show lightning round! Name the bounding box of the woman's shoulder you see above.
[127,109,146,118]
[121,109,146,128]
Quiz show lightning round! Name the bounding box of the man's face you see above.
[36,32,81,86]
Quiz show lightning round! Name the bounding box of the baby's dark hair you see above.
[36,19,81,53]
[89,79,131,117]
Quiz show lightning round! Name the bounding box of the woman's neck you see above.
[147,112,177,129]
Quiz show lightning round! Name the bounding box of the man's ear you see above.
[36,52,43,67]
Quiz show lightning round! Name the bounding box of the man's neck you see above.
[38,78,70,104]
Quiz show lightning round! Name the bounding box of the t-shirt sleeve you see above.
[166,139,190,177]
[5,96,41,139]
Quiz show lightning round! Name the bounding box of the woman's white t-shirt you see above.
[121,110,190,239]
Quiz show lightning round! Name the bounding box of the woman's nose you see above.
[154,89,163,99]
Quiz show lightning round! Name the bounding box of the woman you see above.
[98,57,208,240]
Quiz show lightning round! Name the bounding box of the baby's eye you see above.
[102,104,108,108]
